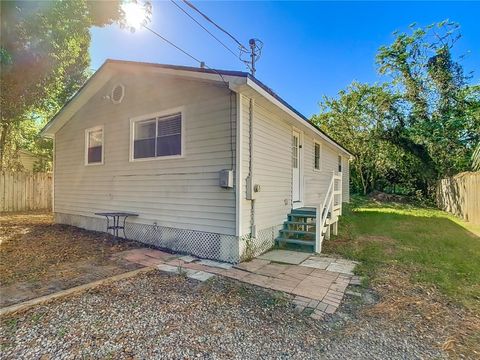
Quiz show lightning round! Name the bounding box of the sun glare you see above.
[122,2,147,29]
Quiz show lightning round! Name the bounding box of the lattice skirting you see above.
[239,225,280,261]
[54,213,240,263]
[54,213,281,263]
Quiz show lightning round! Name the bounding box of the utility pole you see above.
[249,38,256,77]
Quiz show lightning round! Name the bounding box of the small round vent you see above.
[111,84,125,104]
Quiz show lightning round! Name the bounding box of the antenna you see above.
[244,38,263,76]
[249,39,256,76]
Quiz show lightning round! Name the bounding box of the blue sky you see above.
[90,1,480,117]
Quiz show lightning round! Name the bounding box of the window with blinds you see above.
[85,126,104,165]
[133,113,182,159]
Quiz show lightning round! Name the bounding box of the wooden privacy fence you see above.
[0,172,52,212]
[436,172,480,225]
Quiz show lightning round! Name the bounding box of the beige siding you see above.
[55,72,236,235]
[250,102,292,232]
[19,152,36,172]
[303,136,343,206]
[241,101,350,235]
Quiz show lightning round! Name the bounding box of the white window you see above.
[314,141,321,170]
[338,155,342,173]
[85,126,104,165]
[131,110,183,161]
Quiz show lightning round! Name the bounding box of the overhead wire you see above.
[143,25,203,64]
[140,2,254,208]
[181,0,248,52]
[170,0,262,74]
[170,0,239,59]
[141,23,234,170]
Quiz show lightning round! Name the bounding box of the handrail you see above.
[315,171,343,252]
[316,172,334,252]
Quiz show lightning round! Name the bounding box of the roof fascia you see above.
[244,77,353,158]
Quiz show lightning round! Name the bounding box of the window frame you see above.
[129,107,185,162]
[84,125,104,166]
[338,155,343,173]
[313,140,322,172]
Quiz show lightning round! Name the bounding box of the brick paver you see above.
[234,258,270,272]
[118,249,358,320]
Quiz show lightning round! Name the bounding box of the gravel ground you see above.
[0,270,447,359]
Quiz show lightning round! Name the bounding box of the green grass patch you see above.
[323,196,480,311]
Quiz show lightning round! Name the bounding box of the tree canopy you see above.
[0,0,150,171]
[313,21,480,197]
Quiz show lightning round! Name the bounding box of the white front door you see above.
[292,130,302,205]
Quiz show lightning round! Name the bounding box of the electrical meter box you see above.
[246,175,261,200]
[219,169,233,188]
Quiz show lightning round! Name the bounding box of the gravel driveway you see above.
[0,270,446,359]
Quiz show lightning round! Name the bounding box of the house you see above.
[41,59,352,263]
[18,149,39,172]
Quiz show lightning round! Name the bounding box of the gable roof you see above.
[41,59,352,157]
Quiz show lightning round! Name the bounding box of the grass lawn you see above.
[325,196,480,311]
[323,197,480,356]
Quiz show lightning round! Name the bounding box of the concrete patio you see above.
[117,248,360,319]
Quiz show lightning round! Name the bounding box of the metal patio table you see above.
[95,212,138,240]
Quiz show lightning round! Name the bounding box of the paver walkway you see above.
[117,248,360,319]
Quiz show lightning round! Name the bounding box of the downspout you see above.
[248,98,257,238]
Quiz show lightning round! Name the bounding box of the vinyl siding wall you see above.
[241,100,350,237]
[304,139,348,206]
[19,152,36,172]
[249,102,292,234]
[54,72,237,235]
[241,95,252,235]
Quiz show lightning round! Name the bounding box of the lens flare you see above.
[122,2,147,29]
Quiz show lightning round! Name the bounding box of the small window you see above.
[314,142,321,170]
[338,155,342,173]
[85,126,104,165]
[132,112,182,160]
[292,134,299,169]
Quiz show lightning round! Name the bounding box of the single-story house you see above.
[41,59,352,263]
[18,149,40,172]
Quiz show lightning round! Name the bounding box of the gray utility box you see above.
[219,169,233,188]
[246,175,261,200]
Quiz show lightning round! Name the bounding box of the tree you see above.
[0,0,150,171]
[314,21,479,197]
[313,83,424,195]
[376,21,479,181]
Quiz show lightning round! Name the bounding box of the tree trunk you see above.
[0,121,10,170]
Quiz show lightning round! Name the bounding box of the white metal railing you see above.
[315,171,342,253]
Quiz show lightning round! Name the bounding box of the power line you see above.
[140,23,235,174]
[143,25,203,64]
[170,0,239,59]
[181,0,248,52]
[179,0,263,75]
[143,24,229,86]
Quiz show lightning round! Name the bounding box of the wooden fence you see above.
[436,172,480,225]
[0,172,52,212]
